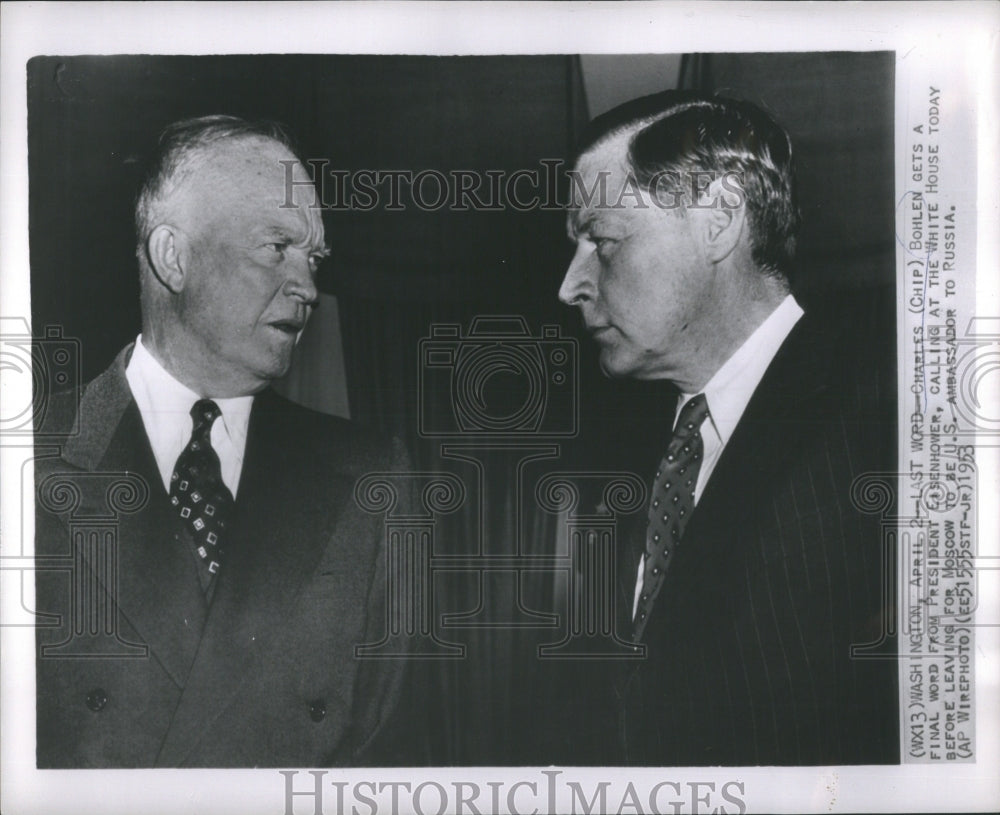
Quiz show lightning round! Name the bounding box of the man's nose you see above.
[558,243,596,306]
[283,253,320,306]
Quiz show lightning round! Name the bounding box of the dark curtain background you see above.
[680,51,896,299]
[28,52,894,765]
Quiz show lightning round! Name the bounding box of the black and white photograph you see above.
[1,3,997,814]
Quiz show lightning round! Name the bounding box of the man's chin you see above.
[263,361,294,384]
[250,351,295,389]
[598,349,635,379]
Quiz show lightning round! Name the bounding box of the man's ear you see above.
[146,224,187,294]
[691,178,747,264]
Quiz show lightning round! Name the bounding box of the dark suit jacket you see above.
[613,301,899,766]
[35,346,408,767]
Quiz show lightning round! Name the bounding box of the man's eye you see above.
[266,242,289,254]
[308,253,326,272]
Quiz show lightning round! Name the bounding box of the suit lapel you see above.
[615,500,648,638]
[100,402,210,681]
[60,348,208,685]
[155,392,356,766]
[685,314,835,551]
[642,314,836,630]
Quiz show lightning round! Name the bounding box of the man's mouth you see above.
[268,319,304,336]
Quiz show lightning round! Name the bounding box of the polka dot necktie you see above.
[169,399,235,578]
[633,393,710,641]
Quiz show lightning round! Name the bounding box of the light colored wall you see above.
[274,292,351,418]
[578,54,682,117]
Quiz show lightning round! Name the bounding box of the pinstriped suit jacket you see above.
[617,304,899,766]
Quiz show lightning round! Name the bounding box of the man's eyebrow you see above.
[259,225,328,255]
[259,226,293,241]
[567,209,595,239]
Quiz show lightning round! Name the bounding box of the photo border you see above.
[2,3,997,814]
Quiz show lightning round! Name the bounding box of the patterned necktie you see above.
[633,393,710,641]
[169,399,235,578]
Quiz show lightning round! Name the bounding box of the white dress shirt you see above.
[633,294,804,617]
[124,335,254,497]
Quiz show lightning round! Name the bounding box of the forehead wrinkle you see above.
[263,187,325,245]
[170,139,329,260]
[569,137,642,231]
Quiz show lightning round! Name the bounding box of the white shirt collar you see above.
[676,293,804,443]
[635,295,805,620]
[124,335,254,494]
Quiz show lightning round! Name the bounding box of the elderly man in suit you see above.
[558,91,898,765]
[35,116,405,767]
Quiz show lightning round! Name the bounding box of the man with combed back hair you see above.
[559,91,898,765]
[35,115,410,767]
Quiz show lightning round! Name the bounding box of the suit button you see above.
[85,688,108,712]
[308,699,326,723]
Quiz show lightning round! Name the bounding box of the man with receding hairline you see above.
[35,116,408,767]
[559,91,898,765]
[134,119,328,399]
